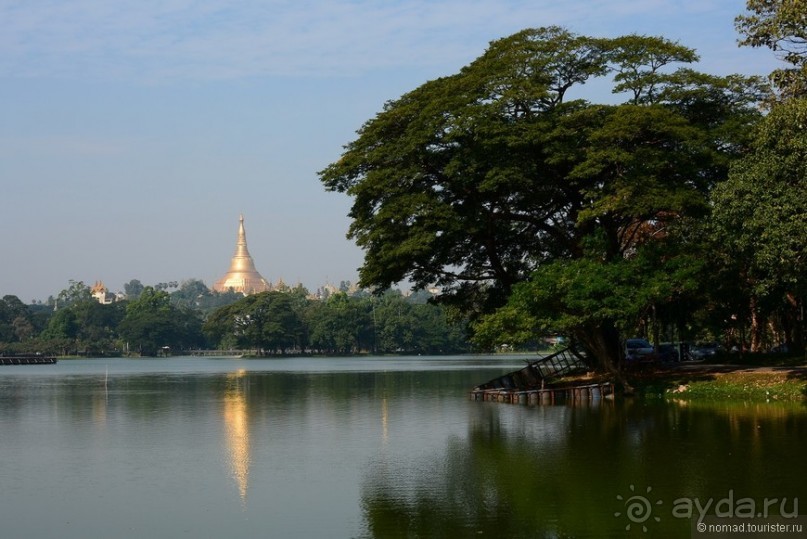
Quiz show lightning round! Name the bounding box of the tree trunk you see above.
[749,295,765,352]
[651,304,661,349]
[574,320,634,394]
[785,293,805,355]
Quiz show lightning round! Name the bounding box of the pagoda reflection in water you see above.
[223,370,250,504]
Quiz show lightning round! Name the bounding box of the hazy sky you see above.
[1,0,779,302]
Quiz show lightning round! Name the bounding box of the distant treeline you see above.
[0,280,469,357]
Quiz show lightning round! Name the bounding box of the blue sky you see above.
[0,0,780,302]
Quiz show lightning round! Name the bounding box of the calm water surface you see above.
[1,356,805,538]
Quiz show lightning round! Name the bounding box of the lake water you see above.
[1,356,805,538]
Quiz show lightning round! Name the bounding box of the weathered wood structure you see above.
[470,348,614,404]
[470,382,615,404]
[0,355,58,365]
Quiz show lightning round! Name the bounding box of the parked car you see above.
[625,338,655,362]
[656,343,679,363]
[690,342,722,360]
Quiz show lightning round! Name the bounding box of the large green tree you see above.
[320,27,764,373]
[369,290,467,354]
[170,279,211,309]
[0,295,35,345]
[711,99,807,353]
[204,291,305,354]
[55,280,93,307]
[119,287,204,356]
[123,279,145,300]
[306,292,373,354]
[707,1,807,354]
[736,0,807,99]
[40,295,125,356]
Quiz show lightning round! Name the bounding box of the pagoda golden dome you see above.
[213,215,271,295]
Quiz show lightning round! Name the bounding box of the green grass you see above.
[638,370,807,402]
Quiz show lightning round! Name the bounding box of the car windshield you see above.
[627,339,651,348]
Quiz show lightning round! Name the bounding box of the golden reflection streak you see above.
[381,397,388,444]
[223,370,250,505]
[92,394,107,426]
[93,367,109,427]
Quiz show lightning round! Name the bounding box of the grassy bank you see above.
[628,365,807,402]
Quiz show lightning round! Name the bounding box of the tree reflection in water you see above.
[360,399,807,538]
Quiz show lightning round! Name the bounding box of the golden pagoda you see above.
[213,215,272,295]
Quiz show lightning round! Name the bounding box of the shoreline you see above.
[618,363,807,401]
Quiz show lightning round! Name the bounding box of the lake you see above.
[1,356,805,538]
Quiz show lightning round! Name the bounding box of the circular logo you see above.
[615,484,663,532]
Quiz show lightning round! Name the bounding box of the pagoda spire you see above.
[234,214,251,260]
[212,215,271,295]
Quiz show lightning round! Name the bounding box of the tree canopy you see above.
[736,0,807,99]
[204,290,306,353]
[320,27,765,373]
[711,99,807,352]
[118,287,204,356]
[2,277,467,357]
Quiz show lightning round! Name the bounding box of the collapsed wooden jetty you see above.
[470,348,614,404]
[470,382,615,404]
[0,355,58,365]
